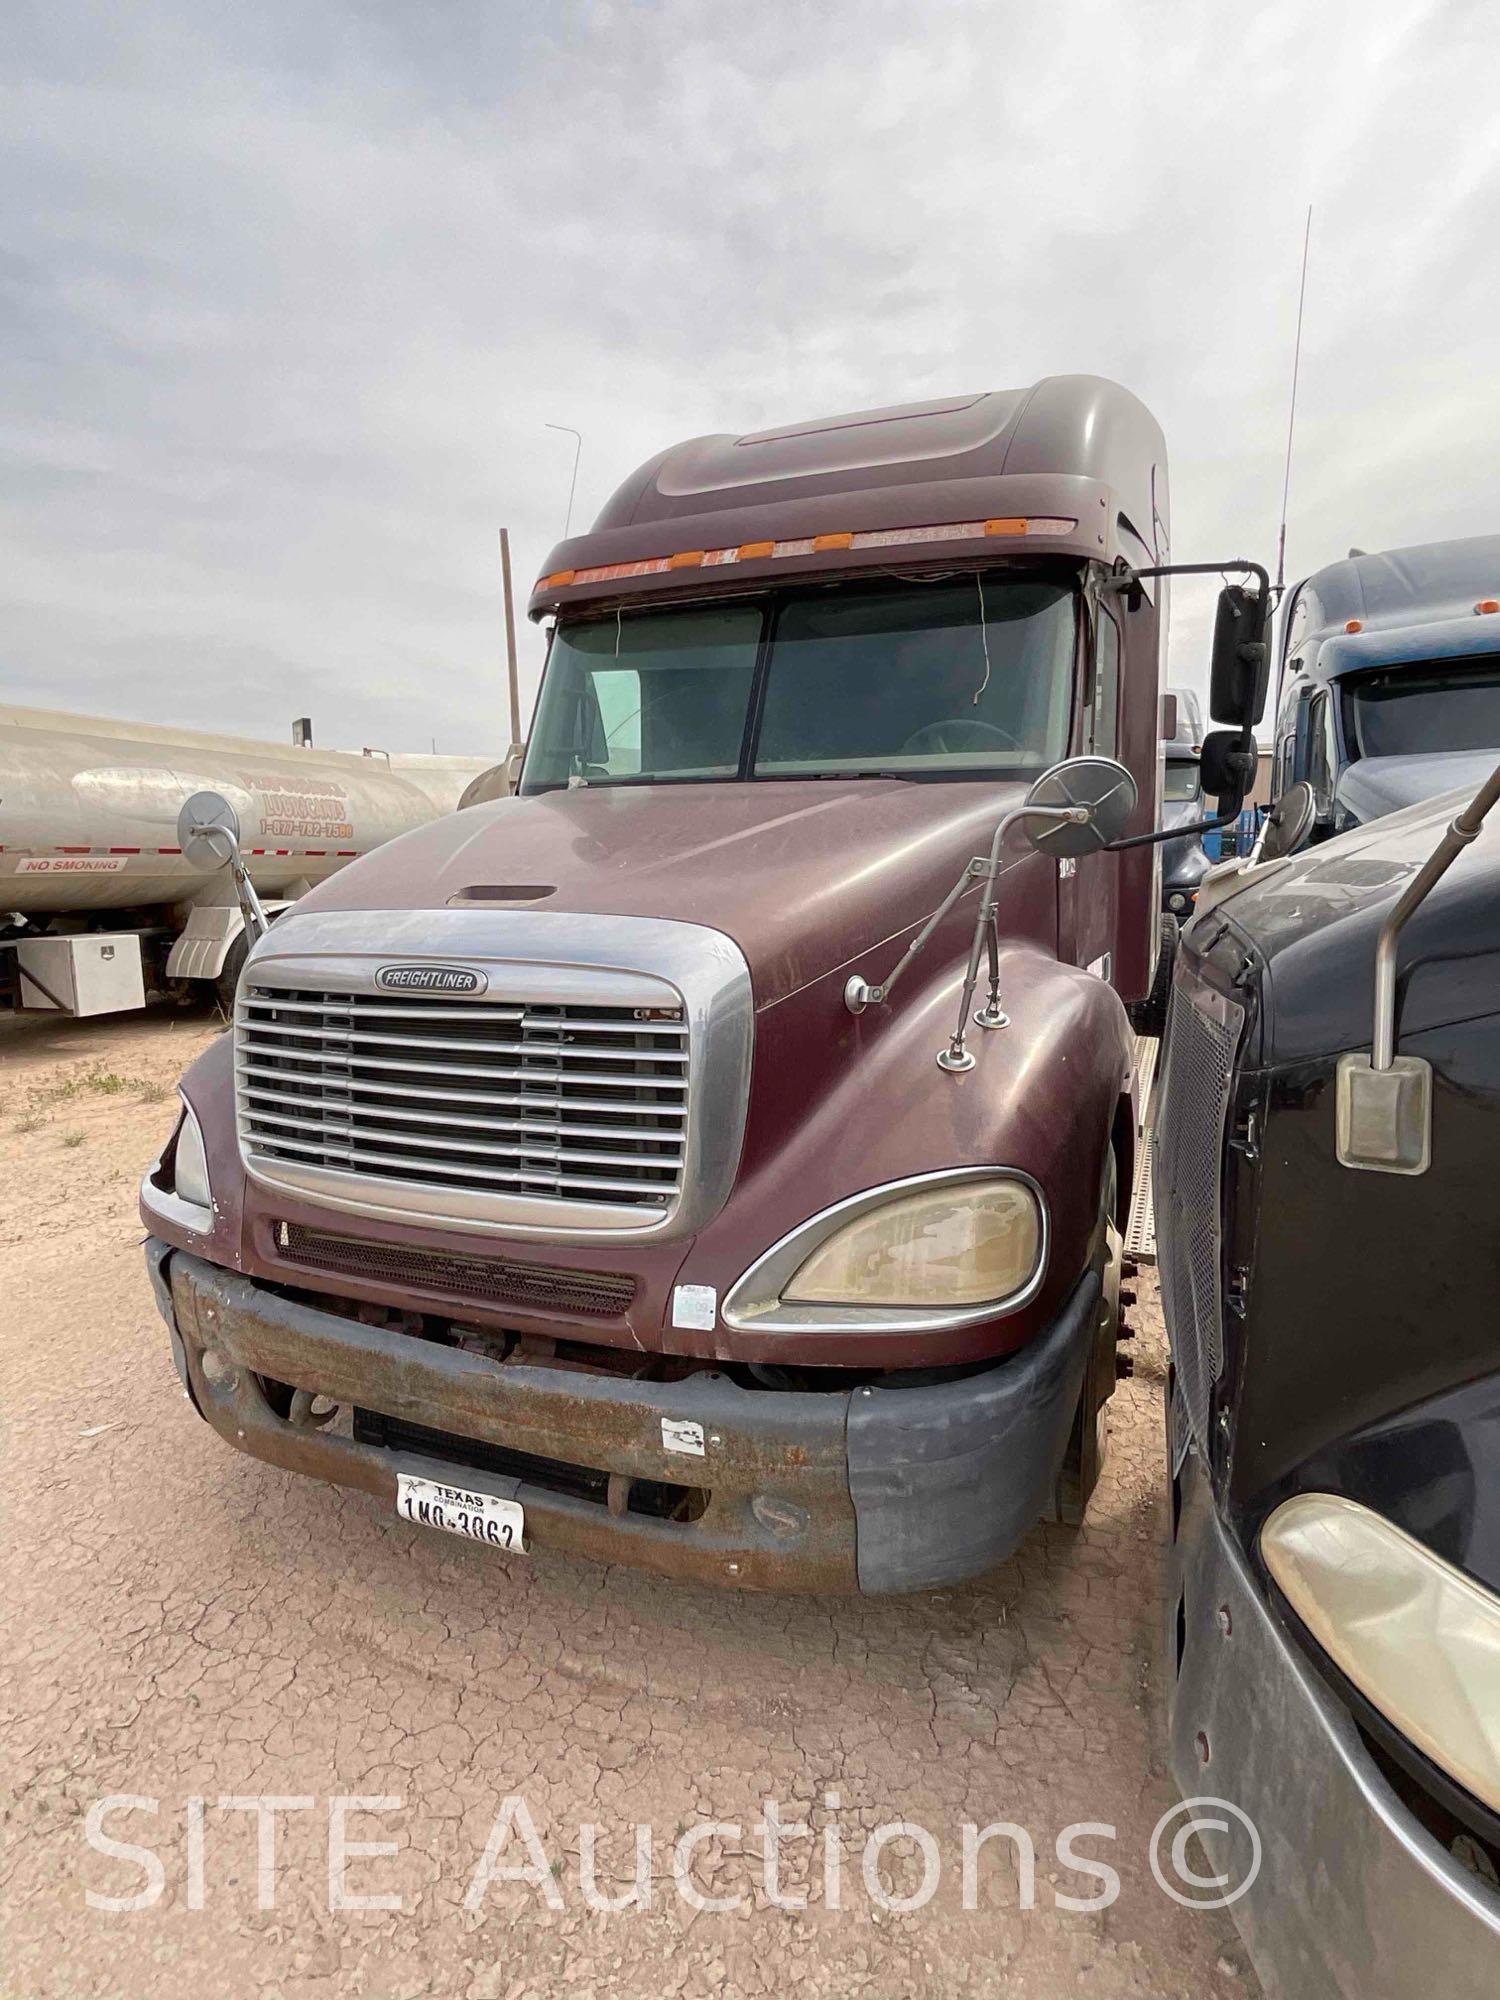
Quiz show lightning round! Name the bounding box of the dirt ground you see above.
[1,1006,1256,2000]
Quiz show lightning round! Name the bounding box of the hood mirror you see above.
[1258,780,1316,863]
[1018,756,1139,858]
[175,789,270,943]
[178,790,243,870]
[845,753,1143,1029]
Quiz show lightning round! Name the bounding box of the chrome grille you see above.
[1154,974,1244,1449]
[237,983,689,1218]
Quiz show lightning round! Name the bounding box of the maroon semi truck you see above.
[141,376,1266,1592]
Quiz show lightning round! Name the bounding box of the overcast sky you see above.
[4,0,1497,758]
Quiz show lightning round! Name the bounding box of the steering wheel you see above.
[900,718,1022,756]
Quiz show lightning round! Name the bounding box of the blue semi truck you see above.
[1271,535,1500,835]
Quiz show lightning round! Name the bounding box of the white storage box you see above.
[16,934,147,1016]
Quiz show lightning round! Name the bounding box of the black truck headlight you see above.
[1262,1493,1500,1814]
[722,1169,1046,1331]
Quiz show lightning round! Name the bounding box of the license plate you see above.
[395,1473,525,1553]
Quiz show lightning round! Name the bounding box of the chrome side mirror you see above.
[1258,781,1316,864]
[178,790,244,871]
[176,790,270,943]
[1017,756,1139,858]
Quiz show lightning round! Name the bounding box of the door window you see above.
[1089,612,1121,756]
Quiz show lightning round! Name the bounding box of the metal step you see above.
[1125,1131,1157,1266]
[1125,1032,1160,1265]
[1131,1031,1159,1133]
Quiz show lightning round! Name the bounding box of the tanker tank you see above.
[0,704,505,1015]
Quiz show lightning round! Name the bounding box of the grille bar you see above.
[240,1018,689,1063]
[238,982,690,1215]
[237,1045,687,1092]
[238,1065,684,1118]
[242,1095,680,1146]
[1154,976,1244,1448]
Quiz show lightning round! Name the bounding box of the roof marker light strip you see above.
[540,516,1078,591]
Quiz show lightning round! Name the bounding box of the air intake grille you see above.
[1154,976,1244,1448]
[275,1221,637,1318]
[238,984,689,1216]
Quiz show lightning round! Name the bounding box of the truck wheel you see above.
[1056,1152,1122,1526]
[213,933,249,1017]
[1128,914,1178,1039]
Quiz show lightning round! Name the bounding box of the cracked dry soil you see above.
[1,1007,1256,1999]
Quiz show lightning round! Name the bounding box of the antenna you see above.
[545,423,583,540]
[498,526,523,754]
[1274,206,1314,601]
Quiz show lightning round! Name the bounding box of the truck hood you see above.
[290,778,1031,1007]
[1204,779,1500,1065]
[1335,748,1500,826]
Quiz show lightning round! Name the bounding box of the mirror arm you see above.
[845,857,987,1013]
[936,802,1086,1070]
[228,853,271,945]
[1100,557,1272,599]
[1371,762,1500,1069]
[1105,803,1244,852]
[844,802,1084,1017]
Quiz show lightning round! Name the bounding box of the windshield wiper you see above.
[771,769,921,782]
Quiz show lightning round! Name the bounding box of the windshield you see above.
[1162,758,1201,801]
[521,577,1077,793]
[1344,659,1500,759]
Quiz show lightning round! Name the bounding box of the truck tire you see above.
[1056,1151,1122,1526]
[213,932,249,1017]
[1128,913,1178,1039]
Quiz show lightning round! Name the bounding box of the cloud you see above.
[2,0,1497,754]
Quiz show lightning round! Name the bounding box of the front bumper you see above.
[1167,1445,1500,1998]
[146,1240,1097,1595]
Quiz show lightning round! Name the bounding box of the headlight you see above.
[722,1170,1046,1331]
[785,1179,1039,1307]
[173,1099,213,1211]
[1261,1493,1500,1813]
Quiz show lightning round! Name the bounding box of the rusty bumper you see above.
[147,1241,1097,1595]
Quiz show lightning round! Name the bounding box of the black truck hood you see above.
[1202,780,1500,1065]
[1336,747,1500,826]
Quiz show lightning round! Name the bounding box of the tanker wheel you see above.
[1056,1150,1122,1526]
[213,932,249,1017]
[1128,913,1179,1040]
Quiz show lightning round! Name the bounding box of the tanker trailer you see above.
[0,704,501,1017]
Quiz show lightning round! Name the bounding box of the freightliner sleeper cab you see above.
[142,376,1264,1593]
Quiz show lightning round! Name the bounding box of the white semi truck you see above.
[0,704,502,1016]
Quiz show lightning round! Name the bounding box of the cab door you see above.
[1058,604,1122,982]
